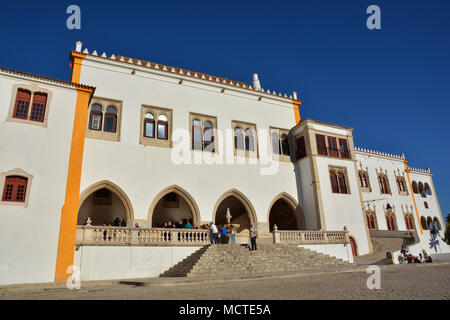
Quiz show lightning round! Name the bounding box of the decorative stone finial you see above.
[273,224,278,231]
[252,73,261,90]
[86,217,92,226]
[75,41,82,52]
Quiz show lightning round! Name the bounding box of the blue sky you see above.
[0,0,448,221]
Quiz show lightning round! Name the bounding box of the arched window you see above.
[330,171,339,193]
[362,174,368,188]
[245,128,255,152]
[30,92,47,122]
[385,215,391,230]
[400,179,406,192]
[13,89,32,119]
[2,176,28,202]
[272,131,280,155]
[144,113,155,138]
[424,201,428,209]
[338,172,348,194]
[192,119,202,150]
[424,183,432,196]
[426,216,433,230]
[379,175,389,194]
[421,216,428,230]
[157,114,168,140]
[234,127,244,150]
[281,134,290,156]
[89,104,103,130]
[433,217,441,231]
[412,181,418,194]
[418,182,425,197]
[104,106,117,132]
[203,121,214,152]
[359,173,363,188]
[367,214,376,229]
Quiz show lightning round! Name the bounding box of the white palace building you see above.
[0,42,448,285]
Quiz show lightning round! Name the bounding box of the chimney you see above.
[252,73,261,90]
[292,91,298,100]
[75,41,82,52]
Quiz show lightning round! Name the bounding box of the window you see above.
[358,170,370,191]
[426,217,433,230]
[30,92,47,122]
[8,87,51,126]
[104,106,117,132]
[366,212,377,230]
[140,106,172,148]
[424,183,432,196]
[338,138,350,159]
[233,121,257,157]
[234,127,244,150]
[316,134,327,156]
[424,201,428,209]
[418,182,425,197]
[190,114,217,152]
[411,181,418,194]
[420,216,428,230]
[329,167,349,194]
[87,98,122,142]
[378,174,390,194]
[2,176,28,202]
[157,115,168,139]
[245,128,255,152]
[433,217,441,231]
[385,214,396,231]
[396,177,408,195]
[270,127,290,161]
[327,137,338,157]
[295,136,306,160]
[144,113,155,138]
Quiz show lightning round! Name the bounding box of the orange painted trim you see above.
[292,99,302,124]
[70,51,86,84]
[404,160,423,235]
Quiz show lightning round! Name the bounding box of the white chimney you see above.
[292,91,298,100]
[252,73,261,90]
[75,41,82,52]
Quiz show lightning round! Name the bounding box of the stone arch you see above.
[267,192,305,232]
[147,185,201,227]
[78,180,134,225]
[212,189,258,232]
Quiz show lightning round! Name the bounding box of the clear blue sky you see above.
[0,1,448,221]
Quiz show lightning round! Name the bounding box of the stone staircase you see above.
[160,243,349,277]
[354,237,409,265]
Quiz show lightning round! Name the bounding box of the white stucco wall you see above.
[0,73,78,285]
[74,246,201,280]
[78,56,300,234]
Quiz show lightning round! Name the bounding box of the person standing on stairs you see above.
[210,222,219,244]
[249,224,258,251]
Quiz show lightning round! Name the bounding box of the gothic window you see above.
[412,181,419,194]
[140,106,171,147]
[245,128,255,152]
[329,167,349,194]
[418,182,425,197]
[424,183,432,196]
[89,104,103,130]
[378,174,390,194]
[144,113,155,138]
[420,216,428,230]
[234,127,244,150]
[270,127,290,161]
[104,106,117,133]
[190,114,217,152]
[87,98,122,141]
[234,121,257,157]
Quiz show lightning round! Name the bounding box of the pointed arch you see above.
[266,192,305,231]
[78,180,134,223]
[147,185,201,226]
[212,189,257,225]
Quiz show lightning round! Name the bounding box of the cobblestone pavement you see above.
[1,263,449,300]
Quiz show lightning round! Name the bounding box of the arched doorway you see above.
[349,236,358,256]
[213,189,257,235]
[148,185,200,228]
[268,193,303,232]
[78,181,134,226]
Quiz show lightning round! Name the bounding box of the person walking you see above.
[230,225,236,244]
[210,222,219,244]
[249,224,258,251]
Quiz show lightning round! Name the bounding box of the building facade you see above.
[0,42,448,285]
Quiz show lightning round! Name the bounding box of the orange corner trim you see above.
[404,160,423,235]
[292,99,302,124]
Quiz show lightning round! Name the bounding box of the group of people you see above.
[156,219,197,229]
[208,222,258,250]
[400,246,433,264]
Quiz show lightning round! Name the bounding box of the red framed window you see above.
[338,138,350,159]
[2,176,28,202]
[338,172,348,194]
[316,134,327,156]
[30,92,47,122]
[13,89,31,119]
[327,137,338,157]
[330,171,339,193]
[379,176,389,194]
[295,136,306,160]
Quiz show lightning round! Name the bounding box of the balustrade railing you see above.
[272,229,349,245]
[76,226,210,246]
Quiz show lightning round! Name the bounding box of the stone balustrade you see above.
[76,226,210,246]
[272,229,349,245]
